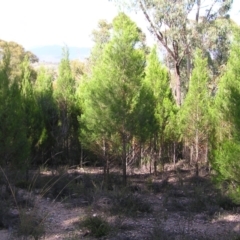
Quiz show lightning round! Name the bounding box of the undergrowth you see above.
[80,215,110,238]
[0,163,239,239]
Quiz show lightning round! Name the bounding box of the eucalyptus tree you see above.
[86,19,112,75]
[70,59,86,83]
[0,40,38,82]
[179,49,210,176]
[92,19,112,46]
[80,13,146,185]
[111,0,233,105]
[212,26,240,203]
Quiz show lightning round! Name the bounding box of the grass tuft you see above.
[17,209,45,240]
[111,191,152,216]
[81,215,110,238]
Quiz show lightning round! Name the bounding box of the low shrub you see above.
[111,191,152,216]
[81,215,110,238]
[17,210,45,240]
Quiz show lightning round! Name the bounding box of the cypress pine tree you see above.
[20,56,43,167]
[134,46,177,173]
[34,67,58,164]
[80,13,146,185]
[212,27,240,203]
[0,50,29,169]
[180,49,210,176]
[54,47,79,165]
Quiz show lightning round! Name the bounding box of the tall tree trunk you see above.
[154,157,157,176]
[186,52,191,80]
[106,154,109,187]
[140,143,143,168]
[149,157,152,174]
[205,141,211,173]
[175,63,181,106]
[190,145,193,165]
[122,136,127,186]
[195,129,199,177]
[158,145,162,174]
[205,141,208,164]
[196,0,201,23]
[173,142,176,166]
[153,136,157,176]
[80,143,83,168]
[103,139,109,188]
[132,139,135,161]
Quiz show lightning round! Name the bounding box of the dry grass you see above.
[0,162,240,239]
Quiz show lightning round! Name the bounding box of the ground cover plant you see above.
[0,161,240,239]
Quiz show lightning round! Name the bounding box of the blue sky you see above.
[0,0,239,50]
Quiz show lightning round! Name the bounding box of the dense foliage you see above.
[0,6,240,202]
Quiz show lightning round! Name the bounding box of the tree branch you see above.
[196,0,201,23]
[177,43,191,66]
[139,0,177,61]
[206,0,218,21]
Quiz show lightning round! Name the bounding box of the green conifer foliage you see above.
[54,47,79,165]
[20,57,43,165]
[134,46,177,171]
[34,67,58,163]
[212,27,240,203]
[80,13,145,185]
[0,51,29,168]
[180,49,210,175]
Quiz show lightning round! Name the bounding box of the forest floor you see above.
[0,160,240,240]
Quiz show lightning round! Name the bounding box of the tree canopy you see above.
[0,4,239,203]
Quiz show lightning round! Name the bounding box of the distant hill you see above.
[29,45,91,62]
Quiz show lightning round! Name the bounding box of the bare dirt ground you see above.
[0,161,240,240]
